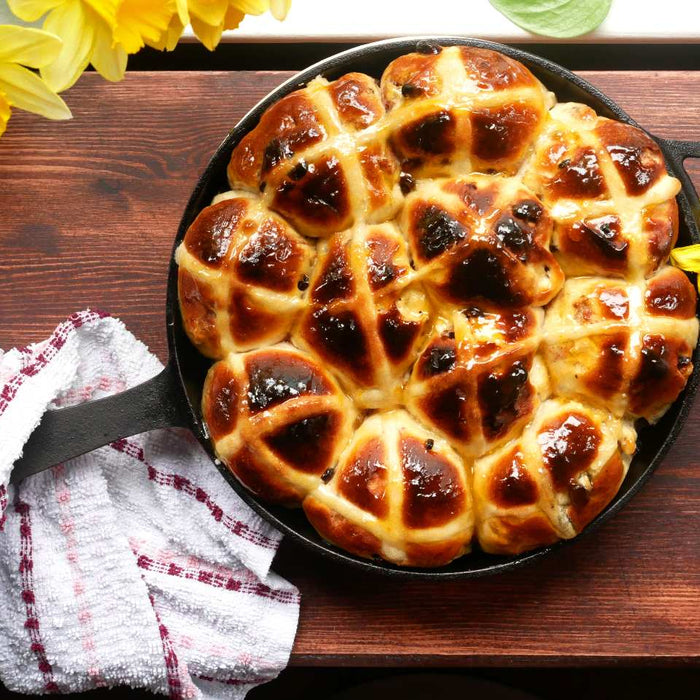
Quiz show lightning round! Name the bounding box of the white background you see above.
[1,1,698,44]
[212,0,700,43]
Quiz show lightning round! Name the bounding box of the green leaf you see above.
[489,0,613,38]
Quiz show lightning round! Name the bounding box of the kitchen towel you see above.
[0,310,299,699]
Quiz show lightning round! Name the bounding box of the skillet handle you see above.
[662,139,700,160]
[11,362,190,484]
[658,138,700,238]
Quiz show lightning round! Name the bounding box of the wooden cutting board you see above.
[1,70,699,666]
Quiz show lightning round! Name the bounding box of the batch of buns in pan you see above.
[177,43,698,567]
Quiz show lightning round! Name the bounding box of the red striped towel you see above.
[0,311,299,699]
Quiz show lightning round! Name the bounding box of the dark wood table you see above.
[1,70,699,668]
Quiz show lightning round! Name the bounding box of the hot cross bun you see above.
[303,410,473,566]
[228,73,403,237]
[399,173,564,308]
[521,103,680,279]
[473,398,636,554]
[201,344,356,505]
[381,45,553,177]
[176,192,314,357]
[405,307,548,457]
[292,222,430,408]
[543,266,698,421]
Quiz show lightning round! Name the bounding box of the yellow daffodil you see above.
[0,25,71,138]
[8,1,174,90]
[9,0,293,89]
[671,244,700,290]
[9,0,125,91]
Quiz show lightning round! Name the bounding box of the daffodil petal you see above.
[0,63,71,120]
[41,0,94,92]
[114,0,176,55]
[146,13,184,51]
[0,25,63,68]
[165,15,185,50]
[90,14,126,81]
[7,0,62,24]
[269,0,291,21]
[671,244,700,272]
[223,5,245,30]
[232,0,270,15]
[0,91,11,138]
[83,0,120,29]
[190,14,224,51]
[176,0,188,25]
[188,0,229,27]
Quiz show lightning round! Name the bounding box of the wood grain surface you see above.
[1,70,699,666]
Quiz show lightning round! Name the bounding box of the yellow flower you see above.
[145,1,188,52]
[9,0,125,91]
[0,25,72,138]
[8,1,175,90]
[671,244,700,290]
[7,0,292,94]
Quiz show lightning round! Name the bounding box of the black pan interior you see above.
[165,37,700,579]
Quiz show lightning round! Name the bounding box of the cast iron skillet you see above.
[13,37,700,579]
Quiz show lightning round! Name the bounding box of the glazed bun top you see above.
[228,72,402,237]
[399,173,564,309]
[521,102,680,279]
[380,45,553,177]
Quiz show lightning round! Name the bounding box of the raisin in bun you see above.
[202,344,356,505]
[303,410,473,566]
